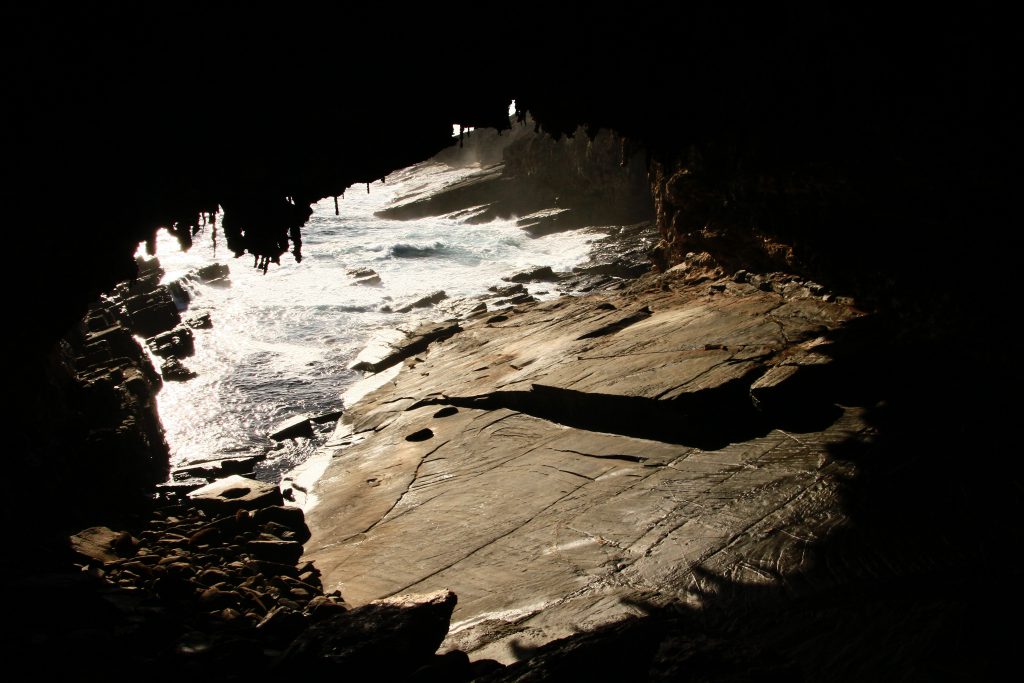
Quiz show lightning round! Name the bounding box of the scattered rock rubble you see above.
[63,480,495,680]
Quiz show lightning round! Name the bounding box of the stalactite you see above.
[290,224,303,263]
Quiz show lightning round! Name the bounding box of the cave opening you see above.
[4,5,1016,679]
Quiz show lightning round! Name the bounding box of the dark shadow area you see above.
[475,312,1021,680]
[374,123,654,237]
[418,374,843,451]
[3,5,1015,679]
[406,428,435,443]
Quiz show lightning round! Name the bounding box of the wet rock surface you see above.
[350,322,464,374]
[190,475,285,511]
[304,263,1016,678]
[269,415,314,441]
[393,290,449,314]
[503,266,559,284]
[349,267,383,286]
[308,266,862,650]
[192,262,231,285]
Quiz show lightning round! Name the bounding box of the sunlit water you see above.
[144,160,595,484]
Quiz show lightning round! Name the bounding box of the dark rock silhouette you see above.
[3,5,1015,679]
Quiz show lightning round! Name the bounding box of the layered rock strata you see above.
[304,262,868,665]
[375,123,653,236]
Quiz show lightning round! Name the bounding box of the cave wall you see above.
[6,5,1013,348]
[502,124,652,225]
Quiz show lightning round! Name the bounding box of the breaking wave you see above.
[387,241,448,258]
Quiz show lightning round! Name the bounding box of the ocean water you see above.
[143,160,595,484]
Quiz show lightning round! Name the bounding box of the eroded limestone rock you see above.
[189,475,284,511]
[305,271,867,664]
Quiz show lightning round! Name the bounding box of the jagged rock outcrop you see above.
[350,322,463,374]
[376,122,654,236]
[4,256,199,538]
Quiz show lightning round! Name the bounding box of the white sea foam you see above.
[144,160,595,480]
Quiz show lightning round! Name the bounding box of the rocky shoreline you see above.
[7,215,658,679]
[48,479,500,681]
[295,248,867,672]
[16,188,1001,680]
[11,225,1011,679]
[295,244,1009,678]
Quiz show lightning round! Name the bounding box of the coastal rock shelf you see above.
[304,265,869,664]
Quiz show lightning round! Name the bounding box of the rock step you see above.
[349,322,462,374]
[270,415,314,440]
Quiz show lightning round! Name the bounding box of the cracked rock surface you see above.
[304,268,873,664]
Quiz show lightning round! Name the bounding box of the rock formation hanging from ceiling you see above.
[6,5,1012,357]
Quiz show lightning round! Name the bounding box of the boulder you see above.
[127,294,181,337]
[487,283,527,297]
[349,322,462,373]
[305,595,350,622]
[194,263,230,283]
[148,326,194,358]
[126,267,164,296]
[394,291,448,314]
[352,274,382,286]
[167,278,192,305]
[135,255,163,278]
[280,589,457,676]
[348,267,382,286]
[270,415,314,440]
[160,357,197,381]
[502,265,558,283]
[347,267,378,278]
[572,258,650,279]
[436,298,488,319]
[184,313,212,329]
[189,475,284,511]
[254,505,311,543]
[175,454,264,479]
[70,526,135,565]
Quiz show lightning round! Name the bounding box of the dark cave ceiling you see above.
[4,4,1014,350]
